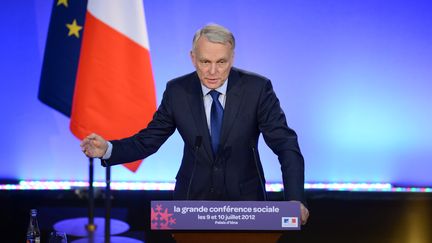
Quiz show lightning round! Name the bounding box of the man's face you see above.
[190,37,234,89]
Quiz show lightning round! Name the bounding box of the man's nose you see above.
[209,63,217,75]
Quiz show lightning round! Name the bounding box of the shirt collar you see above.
[201,79,228,96]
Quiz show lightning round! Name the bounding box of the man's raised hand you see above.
[80,133,108,158]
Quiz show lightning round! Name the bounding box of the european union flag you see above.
[38,0,88,117]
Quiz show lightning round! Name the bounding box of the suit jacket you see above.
[107,67,305,202]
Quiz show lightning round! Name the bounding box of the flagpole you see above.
[86,157,96,241]
[105,164,112,243]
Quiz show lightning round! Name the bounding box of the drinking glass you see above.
[48,231,68,243]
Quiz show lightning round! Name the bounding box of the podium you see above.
[151,201,301,243]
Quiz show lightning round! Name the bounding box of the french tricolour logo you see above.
[281,217,298,228]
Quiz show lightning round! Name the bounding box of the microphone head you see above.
[249,140,256,149]
[195,136,203,148]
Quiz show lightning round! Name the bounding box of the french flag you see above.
[282,217,299,228]
[39,0,156,172]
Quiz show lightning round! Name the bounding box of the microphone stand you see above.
[186,136,202,200]
[251,142,267,201]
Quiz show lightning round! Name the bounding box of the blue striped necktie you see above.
[209,90,223,156]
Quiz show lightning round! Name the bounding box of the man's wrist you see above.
[102,141,113,159]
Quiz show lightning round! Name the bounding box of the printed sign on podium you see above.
[151,201,301,231]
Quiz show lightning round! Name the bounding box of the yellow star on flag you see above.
[66,19,83,38]
[57,0,68,7]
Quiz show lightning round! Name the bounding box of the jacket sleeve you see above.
[257,79,305,203]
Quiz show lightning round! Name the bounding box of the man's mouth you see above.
[206,78,218,83]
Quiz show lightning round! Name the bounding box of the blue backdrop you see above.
[1,0,431,186]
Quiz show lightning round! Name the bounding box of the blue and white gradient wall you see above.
[1,0,431,187]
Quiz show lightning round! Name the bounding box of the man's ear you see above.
[190,50,197,67]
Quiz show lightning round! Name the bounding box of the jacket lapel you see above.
[186,73,214,162]
[219,68,244,153]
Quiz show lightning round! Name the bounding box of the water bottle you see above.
[26,209,41,243]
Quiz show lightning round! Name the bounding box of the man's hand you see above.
[290,201,310,225]
[300,202,309,225]
[80,133,108,158]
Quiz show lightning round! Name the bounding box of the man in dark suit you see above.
[81,24,309,224]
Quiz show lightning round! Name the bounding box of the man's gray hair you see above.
[192,24,235,51]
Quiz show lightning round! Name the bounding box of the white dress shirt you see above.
[201,80,228,132]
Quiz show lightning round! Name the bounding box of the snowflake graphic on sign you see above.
[151,204,176,229]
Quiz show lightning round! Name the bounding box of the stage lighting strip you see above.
[0,181,431,193]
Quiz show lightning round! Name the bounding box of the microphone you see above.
[250,141,267,201]
[186,136,202,200]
